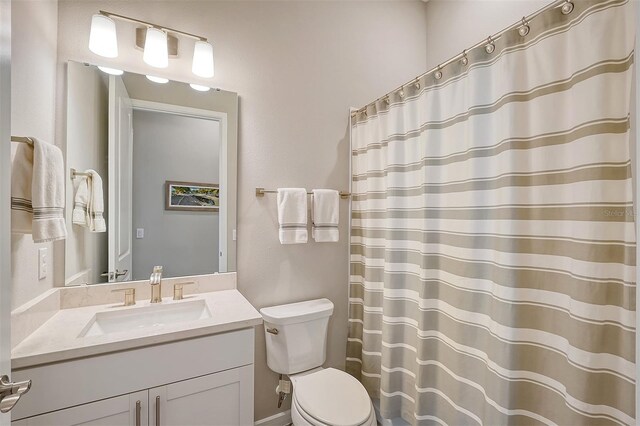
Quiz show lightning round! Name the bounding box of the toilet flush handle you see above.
[266,327,279,335]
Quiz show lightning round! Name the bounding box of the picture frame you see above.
[165,181,220,212]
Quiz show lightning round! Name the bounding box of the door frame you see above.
[0,0,11,423]
[129,99,229,272]
[635,0,639,417]
[108,75,134,283]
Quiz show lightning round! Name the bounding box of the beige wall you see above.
[424,0,549,70]
[65,62,109,286]
[54,1,429,421]
[11,0,61,309]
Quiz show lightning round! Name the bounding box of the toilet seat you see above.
[290,368,374,426]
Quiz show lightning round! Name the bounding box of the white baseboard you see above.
[255,410,292,426]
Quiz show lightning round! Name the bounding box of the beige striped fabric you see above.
[347,1,636,424]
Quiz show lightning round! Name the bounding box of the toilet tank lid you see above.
[260,298,334,325]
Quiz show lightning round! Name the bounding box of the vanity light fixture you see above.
[97,66,123,76]
[88,11,215,78]
[146,75,169,84]
[192,41,214,78]
[189,83,211,92]
[143,27,169,68]
[89,14,118,58]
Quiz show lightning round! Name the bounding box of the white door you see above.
[108,76,133,282]
[149,366,253,426]
[0,0,10,422]
[11,391,147,426]
[0,0,31,423]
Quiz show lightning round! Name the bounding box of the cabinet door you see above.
[149,365,253,426]
[12,391,148,426]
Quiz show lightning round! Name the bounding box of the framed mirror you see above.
[64,61,237,285]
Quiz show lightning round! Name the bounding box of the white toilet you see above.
[260,298,376,426]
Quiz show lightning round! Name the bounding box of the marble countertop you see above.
[12,289,262,370]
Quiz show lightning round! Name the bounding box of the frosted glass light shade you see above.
[146,75,168,84]
[192,41,214,78]
[89,14,118,58]
[143,28,168,68]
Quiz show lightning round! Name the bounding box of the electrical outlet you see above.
[38,247,47,280]
[136,228,144,239]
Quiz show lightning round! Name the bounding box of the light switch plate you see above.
[38,247,47,280]
[136,228,144,239]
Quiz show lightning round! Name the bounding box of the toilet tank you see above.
[260,298,334,375]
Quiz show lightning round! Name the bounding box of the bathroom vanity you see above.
[5,60,248,424]
[10,274,261,425]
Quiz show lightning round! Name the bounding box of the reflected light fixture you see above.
[146,75,169,84]
[89,13,118,58]
[88,11,216,79]
[143,27,169,68]
[97,66,123,76]
[192,41,214,78]
[190,83,210,92]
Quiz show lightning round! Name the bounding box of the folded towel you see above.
[11,138,67,243]
[11,143,34,234]
[312,189,339,242]
[277,188,308,244]
[72,174,90,227]
[86,170,106,233]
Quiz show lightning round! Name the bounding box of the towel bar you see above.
[70,168,91,179]
[10,136,34,145]
[255,187,350,199]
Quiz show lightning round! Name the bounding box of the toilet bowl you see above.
[260,299,376,426]
[289,368,376,426]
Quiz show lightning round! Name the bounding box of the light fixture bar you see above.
[98,10,207,42]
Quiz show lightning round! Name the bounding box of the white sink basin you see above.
[79,299,211,337]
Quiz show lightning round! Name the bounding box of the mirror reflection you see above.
[64,61,237,286]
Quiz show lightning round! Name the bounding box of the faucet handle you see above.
[173,281,195,300]
[111,288,136,306]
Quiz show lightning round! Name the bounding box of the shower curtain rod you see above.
[351,0,571,118]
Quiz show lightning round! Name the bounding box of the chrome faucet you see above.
[149,265,163,303]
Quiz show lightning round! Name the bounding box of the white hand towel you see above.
[86,170,106,233]
[12,139,67,243]
[277,188,308,244]
[11,143,34,234]
[72,174,89,227]
[312,189,339,242]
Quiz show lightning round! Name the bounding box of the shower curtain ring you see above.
[460,50,468,66]
[385,96,390,105]
[398,87,405,98]
[414,78,421,90]
[434,66,443,80]
[518,17,530,36]
[485,36,496,54]
[561,0,574,15]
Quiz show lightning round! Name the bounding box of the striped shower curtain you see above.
[347,0,636,424]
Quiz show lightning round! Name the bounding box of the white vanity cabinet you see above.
[149,366,253,426]
[12,391,148,426]
[11,329,255,426]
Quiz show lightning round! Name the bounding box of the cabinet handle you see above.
[135,400,141,426]
[155,395,160,426]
